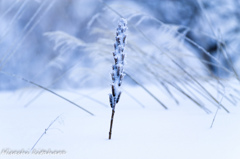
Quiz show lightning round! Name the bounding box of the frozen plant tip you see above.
[108,18,127,140]
[110,18,127,109]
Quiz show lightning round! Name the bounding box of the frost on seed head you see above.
[109,18,128,109]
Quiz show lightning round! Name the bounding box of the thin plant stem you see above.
[0,71,94,116]
[31,114,62,151]
[210,90,224,128]
[109,109,115,140]
[126,73,168,110]
[210,107,219,128]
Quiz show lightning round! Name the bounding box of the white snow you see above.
[0,85,240,159]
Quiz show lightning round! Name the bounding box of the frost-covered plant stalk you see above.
[108,18,127,140]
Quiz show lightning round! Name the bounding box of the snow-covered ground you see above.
[0,85,240,159]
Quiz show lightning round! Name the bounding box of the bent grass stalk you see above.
[0,71,94,116]
[31,114,62,151]
[108,18,127,140]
